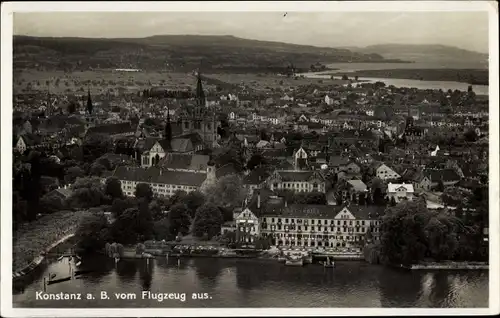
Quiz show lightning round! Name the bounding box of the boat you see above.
[320,256,335,268]
[285,256,304,267]
[277,256,287,262]
[303,254,313,264]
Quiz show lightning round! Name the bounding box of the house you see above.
[259,204,384,249]
[232,207,261,243]
[376,163,401,181]
[266,170,326,193]
[414,168,461,191]
[108,166,207,197]
[386,183,415,203]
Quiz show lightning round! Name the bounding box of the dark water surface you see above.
[13,256,488,308]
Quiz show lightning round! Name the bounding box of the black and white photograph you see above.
[1,1,499,316]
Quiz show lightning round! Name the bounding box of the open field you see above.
[13,70,353,95]
[204,73,352,91]
[13,70,207,95]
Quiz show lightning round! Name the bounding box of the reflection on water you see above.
[13,256,488,308]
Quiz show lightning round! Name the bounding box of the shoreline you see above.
[12,233,75,280]
[315,68,489,86]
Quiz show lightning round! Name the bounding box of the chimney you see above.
[257,191,261,209]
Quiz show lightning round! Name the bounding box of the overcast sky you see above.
[13,11,489,53]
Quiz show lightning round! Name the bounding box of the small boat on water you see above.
[320,256,335,268]
[285,256,304,267]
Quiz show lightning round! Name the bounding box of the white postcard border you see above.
[1,1,499,317]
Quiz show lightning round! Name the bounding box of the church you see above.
[174,71,220,147]
[137,72,221,168]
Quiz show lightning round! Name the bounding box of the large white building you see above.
[259,204,383,249]
[106,166,207,197]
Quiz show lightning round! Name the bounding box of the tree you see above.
[342,74,349,81]
[193,203,223,239]
[167,204,191,236]
[83,134,113,162]
[39,192,65,214]
[68,177,107,209]
[247,154,267,170]
[64,166,85,185]
[111,207,143,244]
[153,218,171,240]
[111,197,136,218]
[89,162,106,176]
[205,174,245,209]
[105,177,123,200]
[464,129,478,142]
[296,191,327,205]
[135,183,153,202]
[67,101,78,114]
[181,191,205,218]
[379,200,430,265]
[75,214,111,254]
[169,190,187,207]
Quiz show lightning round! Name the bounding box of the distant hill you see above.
[13,35,405,73]
[349,44,488,67]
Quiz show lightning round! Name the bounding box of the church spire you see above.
[165,106,172,142]
[196,69,205,107]
[86,89,93,115]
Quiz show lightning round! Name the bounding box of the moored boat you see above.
[285,256,304,266]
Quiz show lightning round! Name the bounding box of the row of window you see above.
[265,217,378,226]
[262,225,377,233]
[273,182,321,189]
[268,233,374,240]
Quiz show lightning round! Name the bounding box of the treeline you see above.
[378,194,488,266]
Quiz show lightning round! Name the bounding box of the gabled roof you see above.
[86,122,136,136]
[347,179,368,192]
[112,166,206,187]
[423,168,461,182]
[159,153,209,171]
[387,183,415,193]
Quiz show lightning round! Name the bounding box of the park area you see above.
[13,210,90,271]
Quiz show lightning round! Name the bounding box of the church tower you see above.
[165,106,172,143]
[87,89,93,115]
[195,71,206,108]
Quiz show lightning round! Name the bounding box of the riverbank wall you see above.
[13,233,75,280]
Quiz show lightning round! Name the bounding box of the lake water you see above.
[13,256,489,308]
[302,62,489,95]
